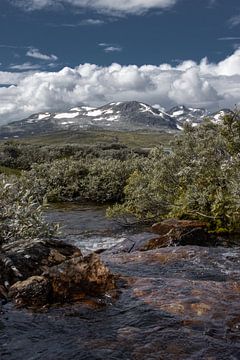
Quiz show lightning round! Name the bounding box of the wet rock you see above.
[0,239,82,286]
[1,237,116,308]
[45,253,116,303]
[9,276,51,308]
[107,220,216,254]
[0,284,8,303]
[8,253,116,307]
[151,219,208,235]
[147,219,215,249]
[106,233,159,254]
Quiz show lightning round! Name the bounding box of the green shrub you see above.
[22,156,142,204]
[108,111,240,232]
[0,175,57,245]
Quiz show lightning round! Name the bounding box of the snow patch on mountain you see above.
[54,112,80,119]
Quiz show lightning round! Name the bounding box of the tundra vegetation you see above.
[0,110,239,242]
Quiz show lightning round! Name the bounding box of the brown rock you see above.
[138,234,173,251]
[0,239,82,286]
[9,276,51,308]
[45,253,116,302]
[146,219,213,248]
[151,219,208,235]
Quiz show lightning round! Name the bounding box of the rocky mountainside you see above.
[168,105,233,128]
[0,101,232,139]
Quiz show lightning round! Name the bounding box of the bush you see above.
[0,175,57,245]
[22,156,142,204]
[108,111,240,232]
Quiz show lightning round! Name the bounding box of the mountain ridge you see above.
[0,101,232,139]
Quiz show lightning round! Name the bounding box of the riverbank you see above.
[1,205,240,359]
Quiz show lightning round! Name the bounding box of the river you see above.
[1,204,240,359]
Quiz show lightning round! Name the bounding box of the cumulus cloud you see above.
[26,48,58,61]
[0,49,240,124]
[11,0,177,14]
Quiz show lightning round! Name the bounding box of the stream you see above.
[1,204,240,359]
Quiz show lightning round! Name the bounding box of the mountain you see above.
[0,101,177,139]
[209,109,234,124]
[168,105,208,127]
[0,101,233,139]
[169,105,233,128]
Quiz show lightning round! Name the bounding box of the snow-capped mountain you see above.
[168,105,209,126]
[209,109,234,124]
[0,101,177,138]
[169,105,233,128]
[0,101,233,139]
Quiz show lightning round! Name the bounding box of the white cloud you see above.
[50,19,105,27]
[12,0,177,14]
[26,48,58,61]
[98,43,122,52]
[229,14,240,27]
[104,46,122,52]
[79,18,105,25]
[0,49,240,124]
[9,62,43,70]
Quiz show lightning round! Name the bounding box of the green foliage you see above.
[22,156,142,204]
[0,175,57,245]
[108,111,240,231]
[3,111,239,233]
[0,141,144,170]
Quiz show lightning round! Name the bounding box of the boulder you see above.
[107,219,216,254]
[148,219,215,248]
[45,253,116,303]
[151,219,208,235]
[9,276,51,308]
[8,253,116,308]
[0,239,82,286]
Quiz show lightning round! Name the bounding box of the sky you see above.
[0,0,240,123]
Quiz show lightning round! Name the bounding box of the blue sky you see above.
[0,0,240,123]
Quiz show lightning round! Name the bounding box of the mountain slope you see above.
[0,101,178,138]
[0,102,233,139]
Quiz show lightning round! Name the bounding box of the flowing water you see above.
[1,204,240,360]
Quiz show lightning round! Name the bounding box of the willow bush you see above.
[108,111,240,232]
[0,175,57,245]
[22,156,143,204]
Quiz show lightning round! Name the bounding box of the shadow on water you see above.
[1,204,240,359]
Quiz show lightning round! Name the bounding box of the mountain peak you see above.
[0,101,233,139]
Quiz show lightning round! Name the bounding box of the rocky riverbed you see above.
[1,204,240,359]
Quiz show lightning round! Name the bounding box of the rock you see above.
[9,253,116,307]
[105,233,159,254]
[0,284,8,300]
[9,276,51,308]
[45,253,116,303]
[0,239,82,286]
[151,219,208,235]
[107,220,216,254]
[147,219,214,248]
